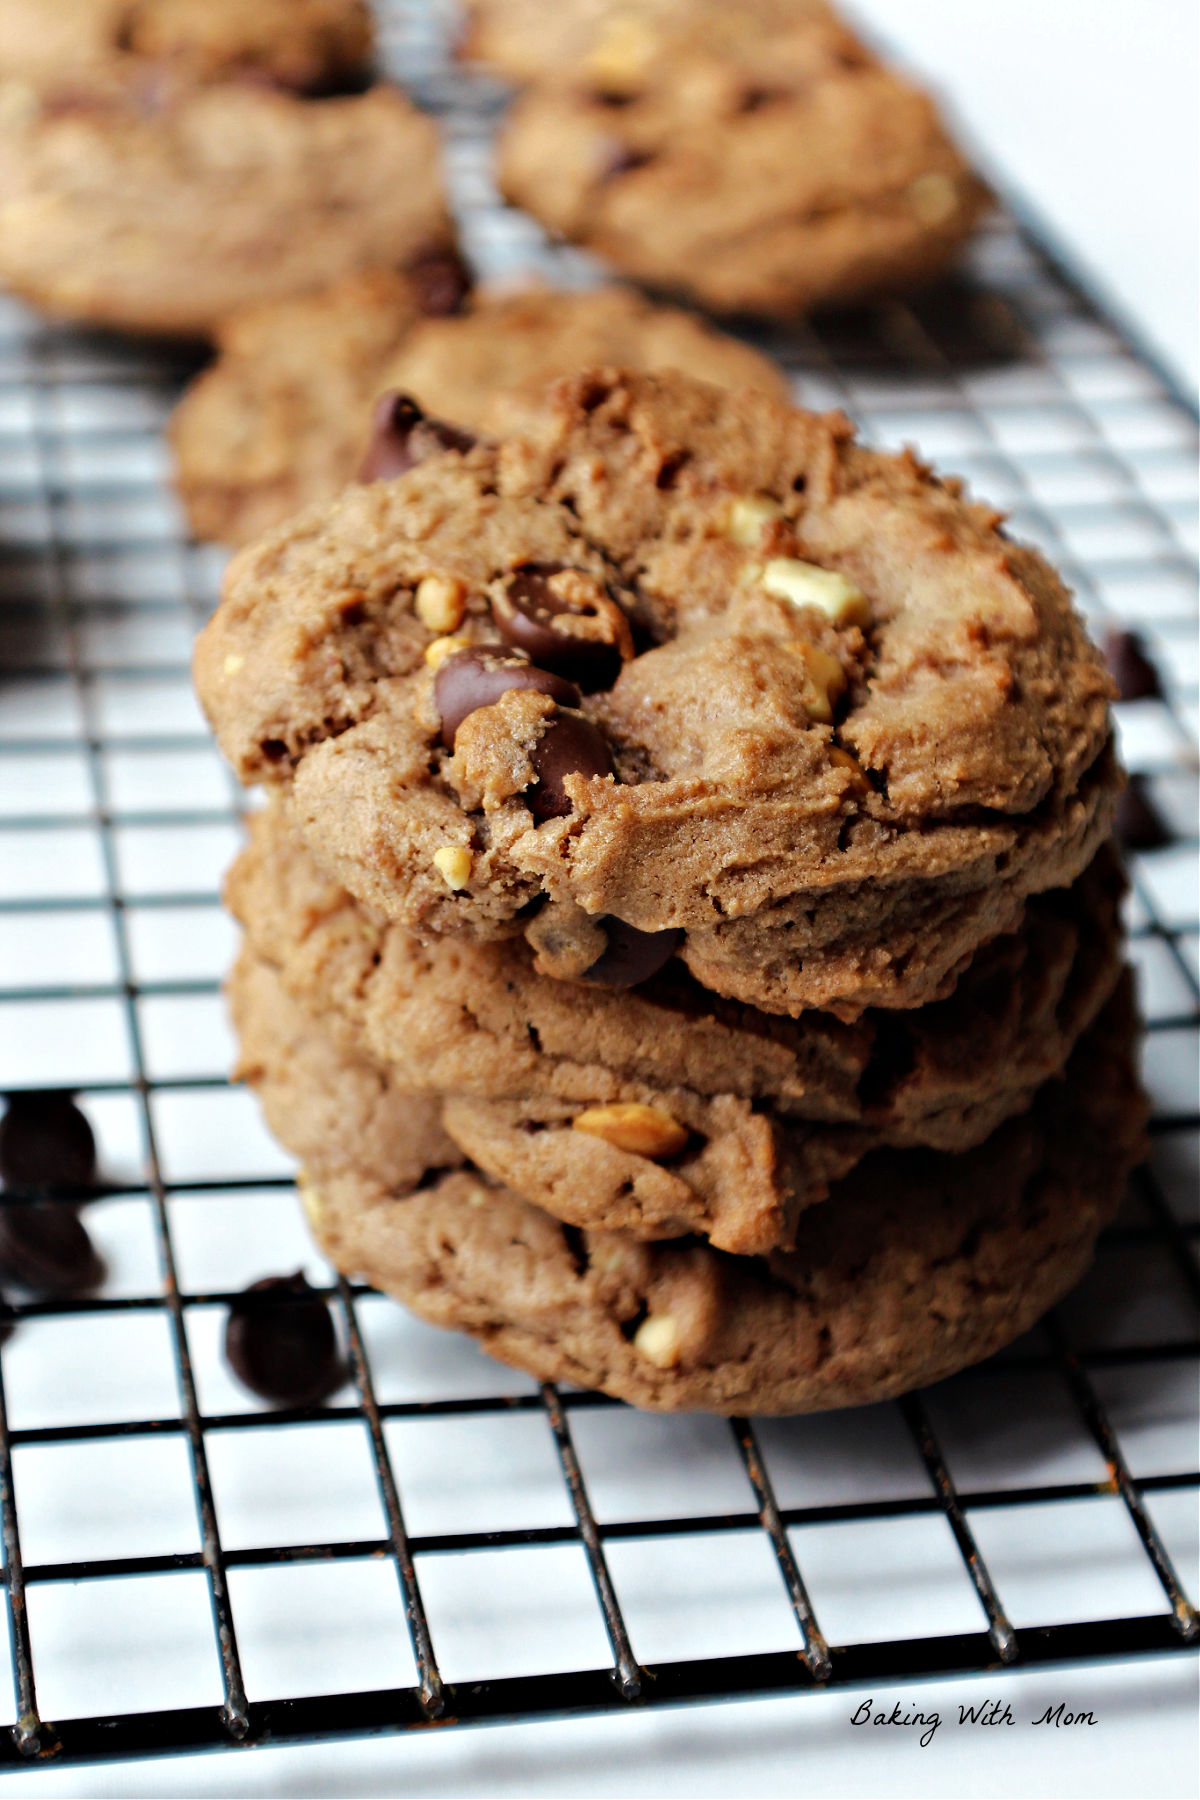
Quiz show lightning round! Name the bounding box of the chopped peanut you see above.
[633,1313,681,1368]
[424,633,470,669]
[573,1102,688,1159]
[762,557,870,626]
[908,172,959,225]
[415,574,466,634]
[433,845,473,890]
[725,494,785,546]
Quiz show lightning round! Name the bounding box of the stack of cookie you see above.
[195,367,1144,1413]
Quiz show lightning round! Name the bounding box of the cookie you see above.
[227,799,1126,1252]
[171,279,787,545]
[232,952,1145,1414]
[195,368,1118,1021]
[0,72,454,337]
[0,1,373,92]
[169,265,470,547]
[492,0,988,317]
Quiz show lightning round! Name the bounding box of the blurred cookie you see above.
[0,0,373,92]
[232,952,1144,1415]
[493,0,987,316]
[0,72,453,336]
[171,279,786,544]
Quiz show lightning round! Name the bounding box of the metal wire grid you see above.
[0,0,1195,1770]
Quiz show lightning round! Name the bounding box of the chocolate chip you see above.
[358,391,476,484]
[1115,774,1170,851]
[1104,629,1163,702]
[492,564,628,688]
[528,713,614,820]
[0,1091,96,1193]
[261,737,288,763]
[223,1273,343,1407]
[434,646,580,749]
[602,141,653,179]
[584,920,683,987]
[406,246,472,318]
[0,1202,103,1296]
[737,85,788,113]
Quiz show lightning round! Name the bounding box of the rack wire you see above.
[0,0,1196,1771]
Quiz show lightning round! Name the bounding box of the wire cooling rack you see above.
[0,0,1196,1773]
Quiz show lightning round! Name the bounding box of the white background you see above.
[25,3,1200,1796]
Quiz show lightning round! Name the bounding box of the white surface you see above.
[850,0,1200,396]
[0,3,1196,1795]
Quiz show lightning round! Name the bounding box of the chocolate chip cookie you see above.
[491,0,988,317]
[171,279,787,545]
[195,368,1118,1021]
[232,950,1144,1414]
[0,71,454,337]
[0,0,373,92]
[227,798,1125,1254]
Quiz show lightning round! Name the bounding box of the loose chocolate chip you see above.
[223,1273,343,1407]
[584,919,683,987]
[1115,774,1170,851]
[0,1091,96,1192]
[1104,629,1163,702]
[492,564,627,688]
[358,391,476,484]
[528,713,614,820]
[0,1202,103,1295]
[407,246,472,318]
[434,646,580,749]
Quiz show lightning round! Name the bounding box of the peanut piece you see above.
[725,494,785,546]
[573,1102,688,1159]
[415,574,466,634]
[762,557,870,626]
[908,172,959,226]
[633,1313,681,1368]
[585,12,656,88]
[297,1172,323,1229]
[784,641,847,724]
[433,845,473,889]
[424,633,471,669]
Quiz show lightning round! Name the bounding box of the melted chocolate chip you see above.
[1115,774,1170,851]
[0,1202,103,1295]
[223,1273,343,1407]
[492,564,625,688]
[528,713,614,820]
[434,646,580,749]
[406,246,472,318]
[1104,629,1163,702]
[0,1091,96,1192]
[584,920,683,988]
[358,391,476,484]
